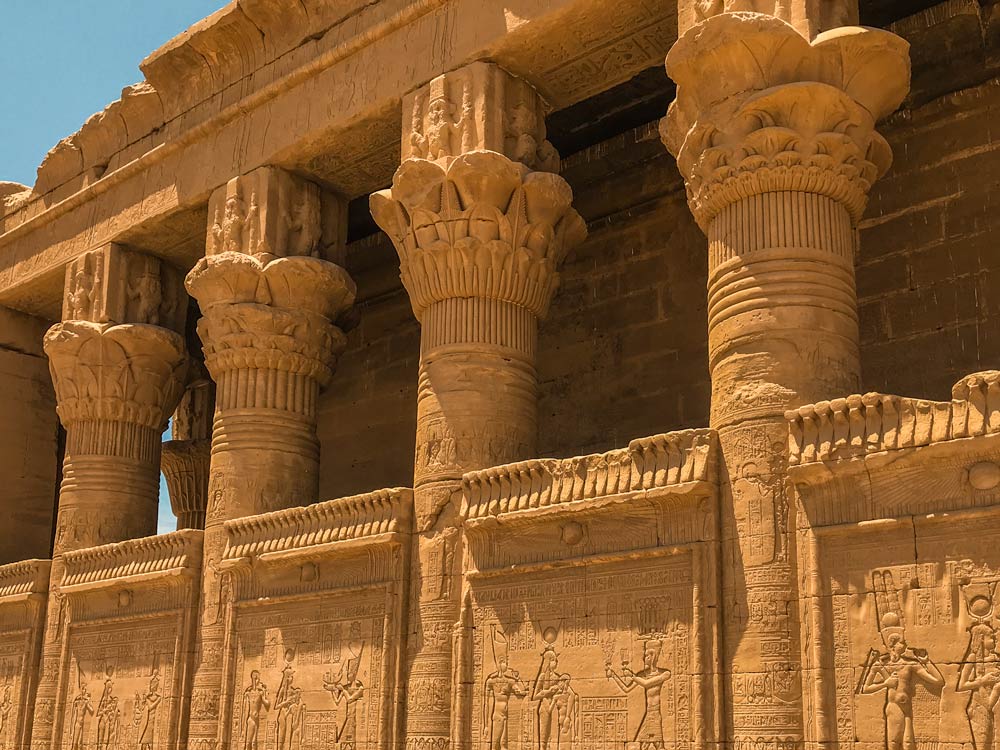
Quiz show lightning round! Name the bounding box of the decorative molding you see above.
[222,487,414,564]
[0,559,51,603]
[461,428,717,523]
[60,530,204,592]
[786,370,1000,466]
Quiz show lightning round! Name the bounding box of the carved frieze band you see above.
[223,488,414,563]
[0,559,51,602]
[60,530,204,591]
[787,371,1000,466]
[462,429,716,522]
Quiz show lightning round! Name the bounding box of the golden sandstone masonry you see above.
[2,0,1000,749]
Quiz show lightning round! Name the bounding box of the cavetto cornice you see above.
[0,0,678,320]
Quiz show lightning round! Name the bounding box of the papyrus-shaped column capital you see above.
[663,13,910,230]
[371,152,586,322]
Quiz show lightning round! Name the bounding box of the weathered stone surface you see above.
[3,1,1000,750]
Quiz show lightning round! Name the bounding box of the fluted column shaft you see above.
[370,61,586,750]
[664,11,910,747]
[183,167,355,750]
[30,243,188,750]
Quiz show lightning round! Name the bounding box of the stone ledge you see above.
[786,369,1000,466]
[461,428,717,524]
[222,486,413,564]
[0,558,51,603]
[60,529,203,592]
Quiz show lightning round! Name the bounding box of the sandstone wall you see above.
[0,308,59,563]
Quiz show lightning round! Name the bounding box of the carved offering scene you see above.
[221,489,412,750]
[460,430,721,749]
[791,372,1000,748]
[3,0,1000,748]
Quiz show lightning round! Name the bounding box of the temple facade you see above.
[1,1,999,749]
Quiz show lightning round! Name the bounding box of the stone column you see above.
[663,8,910,746]
[162,372,215,530]
[30,243,188,750]
[183,166,355,750]
[370,62,586,750]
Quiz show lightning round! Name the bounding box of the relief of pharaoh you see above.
[323,641,365,750]
[606,636,671,750]
[483,627,528,750]
[857,572,944,750]
[240,670,270,750]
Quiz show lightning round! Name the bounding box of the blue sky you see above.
[1,1,224,533]
[0,1,224,187]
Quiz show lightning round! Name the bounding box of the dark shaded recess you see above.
[347,188,385,244]
[546,67,675,158]
[861,0,944,28]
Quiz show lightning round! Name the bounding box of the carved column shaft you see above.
[371,61,585,750]
[664,11,910,746]
[30,244,187,750]
[184,166,355,750]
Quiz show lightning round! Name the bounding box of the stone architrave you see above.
[662,10,910,747]
[183,166,356,750]
[30,244,188,750]
[370,61,586,750]
[162,373,215,530]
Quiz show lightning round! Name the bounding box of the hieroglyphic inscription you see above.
[232,594,388,750]
[64,622,178,750]
[468,557,696,750]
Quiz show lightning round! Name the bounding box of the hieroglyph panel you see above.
[802,512,1000,749]
[466,555,698,750]
[229,592,391,750]
[61,620,178,750]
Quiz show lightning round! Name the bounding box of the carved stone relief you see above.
[63,629,174,750]
[231,595,389,750]
[403,62,559,173]
[206,167,331,262]
[62,244,186,332]
[464,557,699,750]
